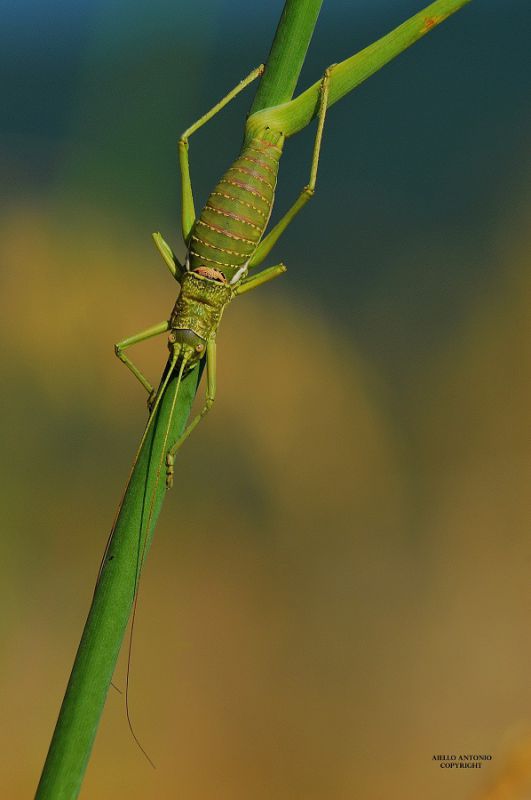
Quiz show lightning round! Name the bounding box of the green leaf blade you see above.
[246,0,473,139]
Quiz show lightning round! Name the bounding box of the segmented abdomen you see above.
[188,134,283,280]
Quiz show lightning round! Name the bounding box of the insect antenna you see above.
[125,350,190,769]
[93,354,175,594]
[92,347,180,765]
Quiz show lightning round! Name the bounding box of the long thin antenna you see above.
[124,351,189,768]
[93,355,173,594]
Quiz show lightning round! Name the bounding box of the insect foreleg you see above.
[178,64,265,243]
[114,320,170,398]
[234,263,287,295]
[248,66,333,269]
[165,338,217,488]
[152,232,184,280]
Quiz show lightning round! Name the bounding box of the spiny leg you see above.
[248,66,333,269]
[166,338,217,488]
[234,263,287,296]
[114,320,169,401]
[178,65,265,243]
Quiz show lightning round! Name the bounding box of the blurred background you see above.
[1,0,530,797]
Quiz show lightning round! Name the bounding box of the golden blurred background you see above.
[2,1,530,798]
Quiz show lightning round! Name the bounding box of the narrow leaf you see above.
[246,0,472,139]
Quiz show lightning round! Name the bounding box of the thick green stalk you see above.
[250,0,323,112]
[35,365,203,799]
[246,0,472,139]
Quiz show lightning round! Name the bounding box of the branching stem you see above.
[35,0,472,797]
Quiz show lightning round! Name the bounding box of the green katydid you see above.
[114,63,332,490]
[110,63,333,764]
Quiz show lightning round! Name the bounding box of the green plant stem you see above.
[250,0,323,112]
[246,0,472,139]
[35,365,203,799]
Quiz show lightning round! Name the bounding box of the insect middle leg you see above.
[234,263,287,295]
[114,320,170,402]
[178,65,265,243]
[165,338,217,488]
[248,66,333,269]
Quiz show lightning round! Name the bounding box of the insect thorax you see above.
[170,272,232,340]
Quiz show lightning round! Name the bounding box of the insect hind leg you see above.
[178,65,265,243]
[249,66,333,269]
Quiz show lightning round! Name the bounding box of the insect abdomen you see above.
[188,132,283,279]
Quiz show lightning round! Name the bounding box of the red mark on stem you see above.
[423,15,440,31]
